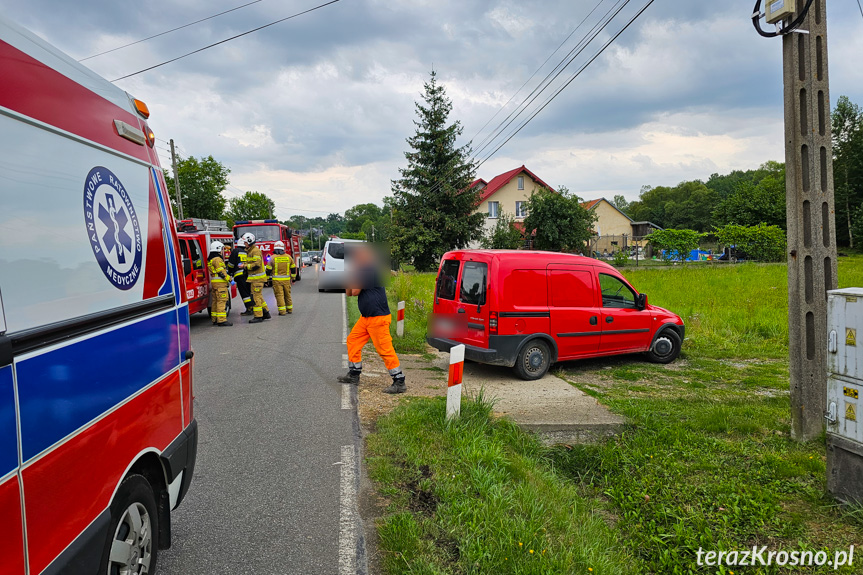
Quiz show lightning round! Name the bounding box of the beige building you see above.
[472,166,554,242]
[581,198,661,256]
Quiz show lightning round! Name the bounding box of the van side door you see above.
[547,265,601,359]
[597,272,652,353]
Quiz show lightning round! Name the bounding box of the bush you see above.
[715,223,786,262]
[480,212,524,249]
[647,229,705,263]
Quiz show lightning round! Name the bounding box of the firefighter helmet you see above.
[209,240,225,253]
[241,232,256,245]
[236,237,246,247]
[274,241,285,252]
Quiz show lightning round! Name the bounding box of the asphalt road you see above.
[159,266,366,575]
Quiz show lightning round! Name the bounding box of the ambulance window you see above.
[550,270,595,308]
[436,260,460,301]
[188,240,203,270]
[599,274,636,308]
[460,262,487,306]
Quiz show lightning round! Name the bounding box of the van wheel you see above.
[99,474,159,575]
[318,289,325,293]
[646,330,681,364]
[514,340,551,380]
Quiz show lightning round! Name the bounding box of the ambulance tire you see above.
[514,339,551,381]
[98,474,159,575]
[646,329,681,364]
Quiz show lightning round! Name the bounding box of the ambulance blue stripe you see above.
[0,366,17,477]
[16,309,181,462]
[176,305,190,365]
[151,168,180,303]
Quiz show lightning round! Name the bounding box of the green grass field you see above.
[357,255,863,574]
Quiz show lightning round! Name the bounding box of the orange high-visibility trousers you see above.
[347,314,400,372]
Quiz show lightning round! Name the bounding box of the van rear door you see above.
[456,261,489,348]
[431,258,462,339]
[547,265,601,359]
[597,272,652,353]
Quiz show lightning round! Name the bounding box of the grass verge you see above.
[366,394,634,574]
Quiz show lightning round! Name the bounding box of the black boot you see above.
[249,316,265,324]
[337,370,361,384]
[383,375,406,394]
[241,309,254,316]
[262,309,272,320]
[216,321,233,327]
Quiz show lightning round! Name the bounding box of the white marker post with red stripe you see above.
[446,344,465,420]
[396,300,405,337]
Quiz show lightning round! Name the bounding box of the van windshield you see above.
[436,260,460,301]
[460,262,487,305]
[235,225,281,242]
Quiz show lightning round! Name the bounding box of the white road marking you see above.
[339,444,358,575]
[341,292,347,344]
[341,384,351,410]
[342,354,349,369]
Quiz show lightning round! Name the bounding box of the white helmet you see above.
[210,240,225,253]
[236,237,246,248]
[242,232,256,245]
[274,241,285,251]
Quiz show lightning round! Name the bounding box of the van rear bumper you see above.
[426,335,527,368]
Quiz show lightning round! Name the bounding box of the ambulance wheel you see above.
[646,329,681,364]
[514,339,551,381]
[99,474,159,575]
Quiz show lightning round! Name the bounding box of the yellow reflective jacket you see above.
[208,256,229,285]
[245,245,267,282]
[267,253,297,281]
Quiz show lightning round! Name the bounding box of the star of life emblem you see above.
[83,166,143,290]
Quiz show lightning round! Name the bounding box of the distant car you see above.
[312,251,322,263]
[302,251,312,266]
[319,239,365,291]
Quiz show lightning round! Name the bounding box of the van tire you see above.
[98,474,159,575]
[514,339,551,380]
[646,329,681,364]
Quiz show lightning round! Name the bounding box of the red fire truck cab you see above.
[233,220,303,281]
[177,219,238,316]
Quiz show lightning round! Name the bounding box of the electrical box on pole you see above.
[752,0,839,442]
[765,0,795,24]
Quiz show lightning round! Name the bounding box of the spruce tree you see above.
[390,71,484,271]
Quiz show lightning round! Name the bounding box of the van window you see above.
[599,274,637,308]
[550,269,595,307]
[436,260,460,301]
[460,262,487,306]
[328,242,345,259]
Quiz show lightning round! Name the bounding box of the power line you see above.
[856,0,863,21]
[111,0,343,82]
[477,0,657,170]
[468,0,608,147]
[79,0,267,62]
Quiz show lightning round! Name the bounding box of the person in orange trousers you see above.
[338,245,406,394]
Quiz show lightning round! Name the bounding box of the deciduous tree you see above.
[226,191,275,222]
[164,155,230,220]
[523,186,595,253]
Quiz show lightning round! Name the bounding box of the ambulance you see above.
[1,16,197,575]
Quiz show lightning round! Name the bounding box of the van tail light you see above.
[322,257,326,271]
[489,311,498,335]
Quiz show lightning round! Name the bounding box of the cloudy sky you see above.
[5,0,862,218]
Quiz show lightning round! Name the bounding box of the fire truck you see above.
[233,219,304,282]
[177,218,239,316]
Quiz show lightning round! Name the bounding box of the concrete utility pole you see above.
[170,139,185,220]
[782,0,838,441]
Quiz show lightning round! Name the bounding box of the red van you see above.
[427,250,685,380]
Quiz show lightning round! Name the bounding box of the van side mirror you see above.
[636,293,647,310]
[182,258,192,276]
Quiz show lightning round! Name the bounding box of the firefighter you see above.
[267,240,297,315]
[207,240,233,327]
[242,232,271,324]
[227,237,253,315]
[338,243,406,394]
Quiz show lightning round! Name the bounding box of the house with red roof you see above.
[471,166,554,243]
